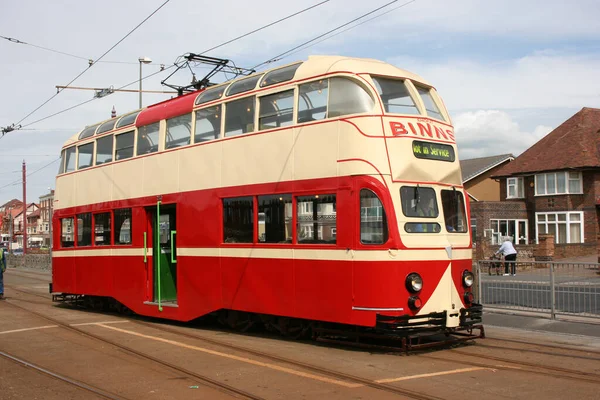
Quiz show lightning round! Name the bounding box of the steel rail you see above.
[131,320,444,400]
[0,350,128,400]
[423,349,600,385]
[3,300,264,400]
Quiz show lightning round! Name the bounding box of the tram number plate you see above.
[412,140,455,162]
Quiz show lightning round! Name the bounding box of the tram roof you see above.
[64,55,431,146]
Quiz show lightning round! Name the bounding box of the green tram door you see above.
[149,203,177,306]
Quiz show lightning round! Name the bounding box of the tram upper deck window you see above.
[64,146,76,173]
[116,112,140,129]
[225,97,255,137]
[298,80,328,123]
[259,90,294,131]
[137,122,160,155]
[96,135,113,165]
[415,85,445,121]
[77,142,94,170]
[195,85,226,106]
[97,119,117,135]
[78,124,99,140]
[328,77,374,118]
[115,131,134,161]
[441,189,467,233]
[166,114,192,149]
[226,75,263,97]
[260,63,302,88]
[195,105,222,143]
[372,77,420,115]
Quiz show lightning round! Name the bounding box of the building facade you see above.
[488,107,600,259]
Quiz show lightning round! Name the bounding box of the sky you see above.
[1,0,599,204]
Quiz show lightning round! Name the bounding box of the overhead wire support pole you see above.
[22,160,27,256]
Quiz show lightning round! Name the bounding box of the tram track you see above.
[481,336,600,358]
[9,284,600,395]
[6,288,444,400]
[131,320,445,400]
[0,350,128,400]
[2,300,265,400]
[473,340,600,362]
[422,348,600,385]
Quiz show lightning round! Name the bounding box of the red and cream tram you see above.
[51,55,483,345]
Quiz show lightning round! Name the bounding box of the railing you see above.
[476,260,600,320]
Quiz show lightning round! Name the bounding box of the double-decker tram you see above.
[51,56,483,349]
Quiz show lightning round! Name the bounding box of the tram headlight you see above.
[405,273,423,293]
[462,270,474,288]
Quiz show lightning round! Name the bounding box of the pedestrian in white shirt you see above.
[496,237,518,276]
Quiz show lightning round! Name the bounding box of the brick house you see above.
[488,107,600,259]
[461,154,514,201]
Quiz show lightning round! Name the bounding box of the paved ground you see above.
[1,267,599,399]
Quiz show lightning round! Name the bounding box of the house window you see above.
[471,218,477,244]
[490,219,528,245]
[535,172,582,195]
[536,212,583,244]
[507,177,524,199]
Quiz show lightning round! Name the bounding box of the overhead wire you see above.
[266,0,418,65]
[0,34,166,66]
[0,158,60,190]
[252,0,416,70]
[13,0,172,127]
[10,0,331,131]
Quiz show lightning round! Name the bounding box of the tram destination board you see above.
[412,140,455,162]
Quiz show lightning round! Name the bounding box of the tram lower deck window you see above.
[94,213,111,246]
[114,209,132,245]
[223,197,253,243]
[297,194,336,244]
[61,217,74,248]
[77,213,92,247]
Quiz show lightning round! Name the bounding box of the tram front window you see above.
[400,186,441,233]
[441,189,467,233]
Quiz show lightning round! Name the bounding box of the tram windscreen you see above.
[441,189,467,233]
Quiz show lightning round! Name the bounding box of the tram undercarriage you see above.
[51,292,484,352]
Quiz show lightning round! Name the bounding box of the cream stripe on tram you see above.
[53,247,471,261]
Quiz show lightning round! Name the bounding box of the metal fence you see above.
[476,260,600,320]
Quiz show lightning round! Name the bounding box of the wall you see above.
[465,172,501,201]
[6,254,51,271]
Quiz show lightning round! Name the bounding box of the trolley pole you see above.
[22,160,27,256]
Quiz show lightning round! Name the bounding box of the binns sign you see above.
[388,119,455,144]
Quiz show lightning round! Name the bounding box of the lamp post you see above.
[138,56,152,109]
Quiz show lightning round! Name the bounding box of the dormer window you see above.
[507,177,524,199]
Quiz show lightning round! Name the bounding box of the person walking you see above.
[496,237,517,276]
[0,245,6,300]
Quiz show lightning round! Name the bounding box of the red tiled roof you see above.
[493,107,600,177]
[27,209,41,218]
[0,199,23,209]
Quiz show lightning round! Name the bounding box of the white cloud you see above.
[454,110,552,159]
[387,52,600,110]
